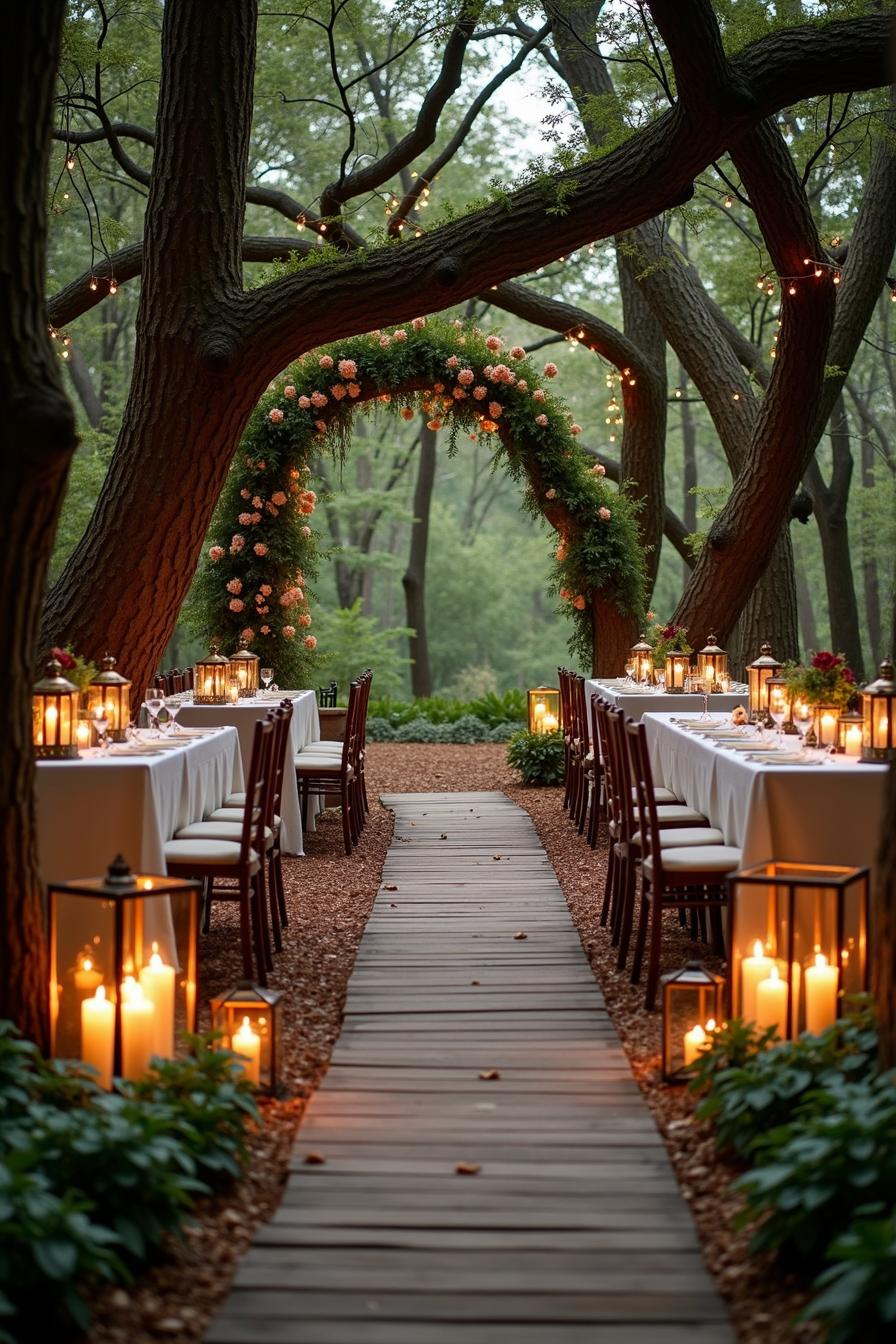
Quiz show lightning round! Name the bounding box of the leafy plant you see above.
[803,1209,896,1343]
[506,729,565,784]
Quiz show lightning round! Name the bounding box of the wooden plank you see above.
[206,790,732,1343]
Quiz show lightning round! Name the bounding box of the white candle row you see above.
[741,941,840,1035]
[79,944,176,1087]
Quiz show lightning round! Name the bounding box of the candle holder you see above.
[87,653,132,742]
[747,643,782,723]
[764,674,788,730]
[861,659,895,762]
[527,686,561,735]
[664,650,690,691]
[227,676,242,705]
[229,637,260,698]
[696,634,728,691]
[209,980,283,1093]
[728,860,870,1041]
[33,658,81,759]
[49,856,199,1087]
[836,709,864,757]
[661,961,725,1084]
[812,702,841,750]
[629,635,653,686]
[193,641,230,704]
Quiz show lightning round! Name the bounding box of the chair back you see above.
[572,674,589,754]
[269,700,295,822]
[242,717,275,862]
[338,679,362,771]
[357,668,373,755]
[603,706,631,843]
[625,719,665,872]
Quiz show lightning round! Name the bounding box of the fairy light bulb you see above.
[295,214,305,230]
[723,194,732,207]
[89,276,98,291]
[109,278,118,295]
[815,267,823,277]
[833,271,841,285]
[788,284,797,295]
[732,392,741,402]
[766,283,775,296]
[66,152,75,171]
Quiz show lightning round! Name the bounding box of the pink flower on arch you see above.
[238,512,253,526]
[253,542,268,557]
[298,395,311,410]
[545,487,556,499]
[268,408,284,423]
[271,491,287,507]
[446,355,460,369]
[591,463,606,476]
[300,525,312,537]
[252,496,263,509]
[260,584,272,597]
[486,335,502,352]
[299,613,312,628]
[427,418,442,431]
[310,391,328,408]
[284,385,296,399]
[208,545,225,562]
[489,401,502,419]
[544,362,558,378]
[229,598,245,613]
[250,512,262,525]
[532,389,546,403]
[573,594,587,611]
[226,578,243,595]
[241,627,254,642]
[412,316,426,330]
[472,385,487,400]
[457,368,475,386]
[260,625,271,635]
[599,507,612,521]
[394,329,407,342]
[379,335,391,347]
[536,414,549,427]
[510,345,526,359]
[570,424,582,436]
[304,634,318,650]
[401,406,414,421]
[240,488,251,499]
[555,542,568,562]
[452,386,467,400]
[314,420,327,434]
[347,382,361,398]
[230,534,245,553]
[319,355,334,370]
[338,358,357,379]
[516,379,528,392]
[331,383,347,401]
[282,625,296,639]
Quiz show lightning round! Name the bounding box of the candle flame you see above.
[142,879,153,890]
[814,952,828,969]
[706,1018,717,1032]
[95,985,107,1002]
[752,939,764,958]
[691,1024,706,1045]
[81,956,93,972]
[149,951,163,970]
[769,965,780,982]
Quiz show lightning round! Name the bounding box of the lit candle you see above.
[804,953,839,1035]
[844,725,862,758]
[740,940,774,1022]
[203,675,213,695]
[76,719,91,749]
[45,702,58,744]
[232,1015,261,1086]
[81,985,115,1089]
[705,666,715,688]
[74,952,103,994]
[820,712,837,746]
[756,965,788,1032]
[228,679,241,704]
[683,1023,707,1067]
[120,977,155,1080]
[533,700,546,719]
[139,943,175,1058]
[543,712,559,732]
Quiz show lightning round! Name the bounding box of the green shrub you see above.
[446,714,491,743]
[506,729,565,785]
[366,715,397,741]
[488,720,521,742]
[367,690,526,730]
[735,1073,896,1268]
[803,1209,896,1344]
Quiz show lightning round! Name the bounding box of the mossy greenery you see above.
[189,317,647,684]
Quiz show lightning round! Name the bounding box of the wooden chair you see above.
[558,668,574,812]
[165,717,274,983]
[626,719,741,1009]
[295,679,361,854]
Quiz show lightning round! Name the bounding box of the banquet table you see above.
[174,689,321,854]
[586,677,748,743]
[643,711,888,873]
[36,726,243,884]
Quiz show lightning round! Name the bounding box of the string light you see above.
[295,214,305,230]
[89,276,98,291]
[108,278,118,295]
[723,195,733,208]
[65,151,75,171]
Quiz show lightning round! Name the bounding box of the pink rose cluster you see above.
[208,545,224,562]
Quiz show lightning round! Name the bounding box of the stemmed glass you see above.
[92,709,110,753]
[624,662,635,686]
[143,686,164,737]
[654,670,666,693]
[164,695,183,735]
[261,667,274,693]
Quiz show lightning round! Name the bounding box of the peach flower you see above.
[271,491,287,506]
[545,487,556,499]
[226,578,243,595]
[472,385,487,400]
[268,408,284,423]
[284,385,296,399]
[298,395,311,409]
[401,406,414,420]
[536,414,549,427]
[254,543,268,556]
[208,545,225,562]
[229,598,245,612]
[319,354,334,369]
[282,625,296,638]
[486,335,502,352]
[510,345,526,359]
[544,362,558,377]
[300,525,312,537]
[299,613,312,628]
[573,594,586,610]
[591,463,606,476]
[304,635,317,650]
[394,329,407,342]
[311,391,328,408]
[599,507,612,521]
[260,625,271,635]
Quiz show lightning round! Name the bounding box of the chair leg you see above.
[201,877,212,934]
[644,898,665,1010]
[710,904,726,956]
[248,874,269,985]
[340,779,353,854]
[631,894,649,984]
[599,843,616,927]
[266,853,283,953]
[273,849,288,927]
[616,862,636,970]
[238,876,255,980]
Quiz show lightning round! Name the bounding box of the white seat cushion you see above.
[207,808,281,828]
[643,846,742,877]
[296,756,353,776]
[224,791,246,806]
[654,804,709,825]
[632,786,678,804]
[299,740,342,753]
[632,826,725,848]
[174,821,273,845]
[164,839,251,865]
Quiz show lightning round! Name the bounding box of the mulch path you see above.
[89,743,817,1344]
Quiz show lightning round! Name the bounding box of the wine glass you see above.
[92,709,109,753]
[143,687,164,737]
[164,695,183,735]
[624,661,635,686]
[261,667,274,693]
[654,669,666,693]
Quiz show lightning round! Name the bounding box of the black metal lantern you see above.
[728,860,870,1041]
[527,686,561,735]
[229,637,260,698]
[87,653,132,742]
[209,980,284,1093]
[629,635,653,685]
[861,659,895,762]
[747,643,782,722]
[697,635,728,691]
[661,962,725,1083]
[664,650,690,691]
[193,640,230,704]
[49,856,200,1087]
[33,658,81,758]
[836,708,864,758]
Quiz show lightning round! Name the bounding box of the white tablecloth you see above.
[175,689,321,854]
[643,712,888,871]
[586,679,748,755]
[36,727,243,884]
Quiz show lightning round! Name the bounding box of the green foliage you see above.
[48,430,114,584]
[506,729,565,785]
[695,1004,879,1158]
[803,1209,896,1344]
[0,1024,256,1337]
[782,650,858,710]
[368,689,525,729]
[313,599,412,697]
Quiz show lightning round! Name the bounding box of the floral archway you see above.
[188,317,647,685]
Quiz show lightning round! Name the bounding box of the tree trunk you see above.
[679,367,698,588]
[0,0,78,1043]
[795,562,820,654]
[873,763,896,1070]
[592,592,637,677]
[804,394,865,676]
[860,435,883,666]
[403,422,436,698]
[728,528,800,677]
[66,347,103,429]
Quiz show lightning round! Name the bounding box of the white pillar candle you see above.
[805,953,839,1035]
[74,954,103,994]
[543,713,559,732]
[76,719,91,749]
[844,725,862,757]
[740,941,774,1023]
[140,944,175,1058]
[756,965,788,1032]
[120,977,155,1080]
[81,985,115,1089]
[819,712,837,746]
[232,1015,261,1086]
[683,1023,707,1067]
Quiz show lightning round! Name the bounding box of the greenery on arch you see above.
[187,317,647,685]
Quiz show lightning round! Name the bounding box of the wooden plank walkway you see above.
[206,792,733,1344]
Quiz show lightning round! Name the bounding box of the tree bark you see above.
[860,435,883,666]
[794,562,820,654]
[679,367,698,587]
[66,347,103,429]
[403,422,437,698]
[592,592,637,677]
[804,394,865,675]
[0,0,78,1043]
[729,529,800,677]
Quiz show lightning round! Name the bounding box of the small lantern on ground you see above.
[661,962,725,1084]
[747,643,782,721]
[728,861,870,1041]
[527,686,561,734]
[837,708,864,757]
[664,649,690,692]
[209,981,284,1093]
[629,635,653,685]
[87,654,131,742]
[193,641,230,704]
[33,658,81,758]
[861,659,895,762]
[697,635,728,692]
[49,856,199,1087]
[229,637,260,698]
